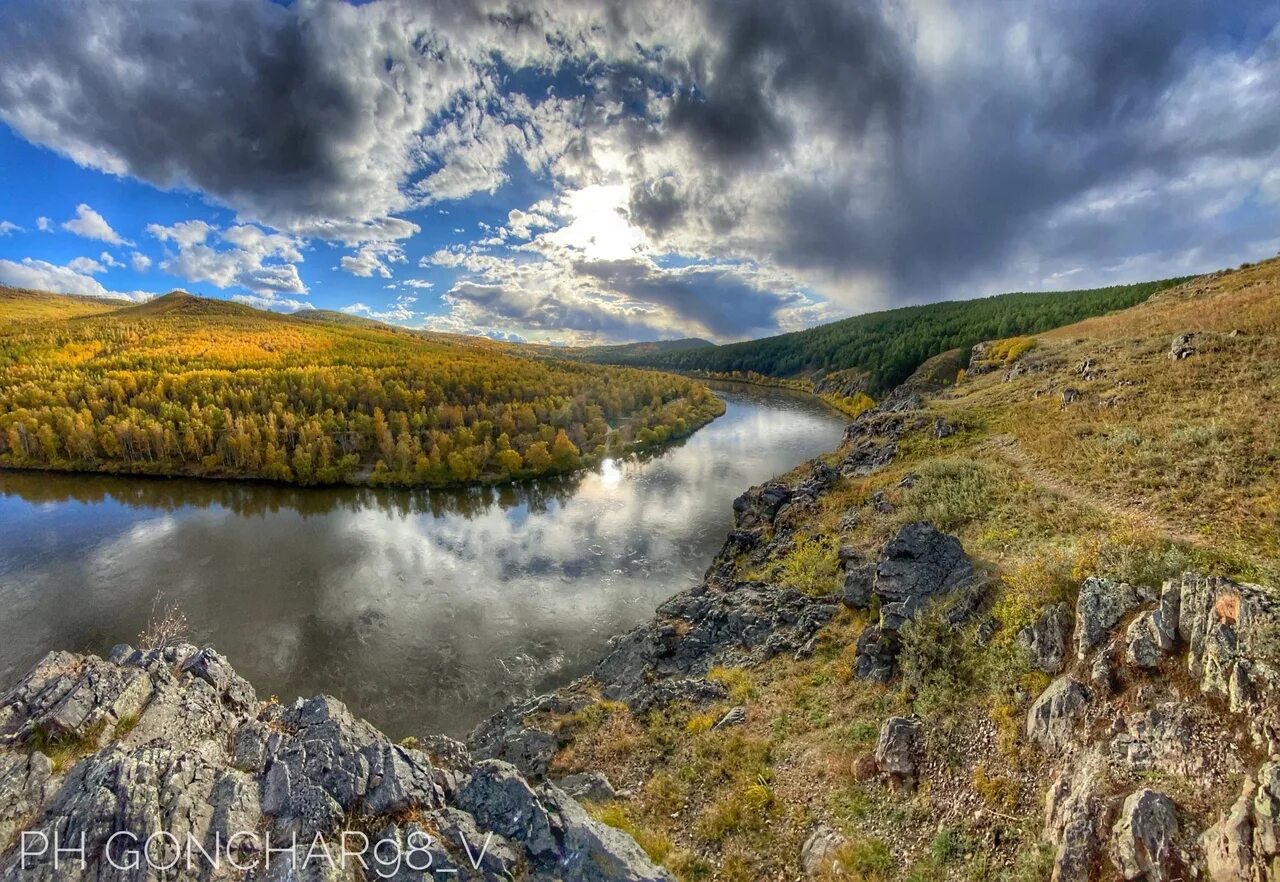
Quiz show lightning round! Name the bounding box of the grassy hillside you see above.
[0,285,132,321]
[534,259,1279,880]
[0,290,724,486]
[548,337,716,360]
[585,279,1187,395]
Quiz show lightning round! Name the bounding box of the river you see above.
[0,384,846,738]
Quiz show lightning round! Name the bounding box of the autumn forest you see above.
[0,288,726,487]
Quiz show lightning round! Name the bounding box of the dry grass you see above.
[137,593,190,650]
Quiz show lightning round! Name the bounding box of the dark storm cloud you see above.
[0,0,464,239]
[444,257,805,340]
[665,0,906,165]
[624,0,1280,298]
[575,258,802,338]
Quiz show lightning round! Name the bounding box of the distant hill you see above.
[568,338,715,359]
[581,279,1188,395]
[291,308,399,332]
[0,285,132,321]
[113,290,266,320]
[0,288,724,488]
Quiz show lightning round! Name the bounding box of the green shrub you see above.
[897,458,994,532]
[775,534,842,596]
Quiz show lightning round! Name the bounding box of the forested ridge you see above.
[0,289,725,487]
[584,278,1188,393]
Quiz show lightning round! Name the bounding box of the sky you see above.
[0,0,1278,345]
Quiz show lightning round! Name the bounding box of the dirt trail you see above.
[980,433,1207,549]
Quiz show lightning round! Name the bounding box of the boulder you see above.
[1110,789,1180,881]
[541,784,675,882]
[457,760,559,859]
[1176,573,1280,751]
[875,522,978,614]
[1027,677,1091,753]
[841,562,875,610]
[1201,761,1280,882]
[1203,778,1256,881]
[801,825,847,876]
[458,766,674,881]
[1170,332,1199,360]
[181,646,257,713]
[873,716,923,785]
[417,732,474,771]
[1255,762,1280,868]
[1019,603,1072,674]
[1075,577,1149,660]
[732,482,792,530]
[852,523,985,680]
[853,625,900,683]
[1125,610,1172,670]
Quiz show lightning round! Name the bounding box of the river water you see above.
[0,384,846,738]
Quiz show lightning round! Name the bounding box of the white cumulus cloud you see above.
[61,203,130,246]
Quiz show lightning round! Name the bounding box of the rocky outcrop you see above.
[813,367,871,399]
[800,824,847,877]
[1026,571,1280,881]
[851,522,988,682]
[1203,762,1280,881]
[1110,788,1182,881]
[1176,573,1280,752]
[0,646,671,882]
[838,546,875,610]
[589,584,839,712]
[1170,331,1199,359]
[1044,755,1106,882]
[1075,577,1151,660]
[875,522,979,628]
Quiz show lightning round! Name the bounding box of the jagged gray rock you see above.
[713,705,747,730]
[1203,778,1256,881]
[1170,332,1199,359]
[839,547,875,610]
[1019,602,1072,674]
[851,523,985,681]
[732,481,792,530]
[587,583,838,711]
[1110,788,1180,881]
[1027,676,1091,753]
[1043,754,1105,882]
[873,716,923,785]
[1176,573,1280,753]
[555,771,617,803]
[1075,577,1150,660]
[875,522,979,626]
[0,649,671,882]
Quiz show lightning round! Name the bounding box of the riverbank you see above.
[0,393,726,492]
